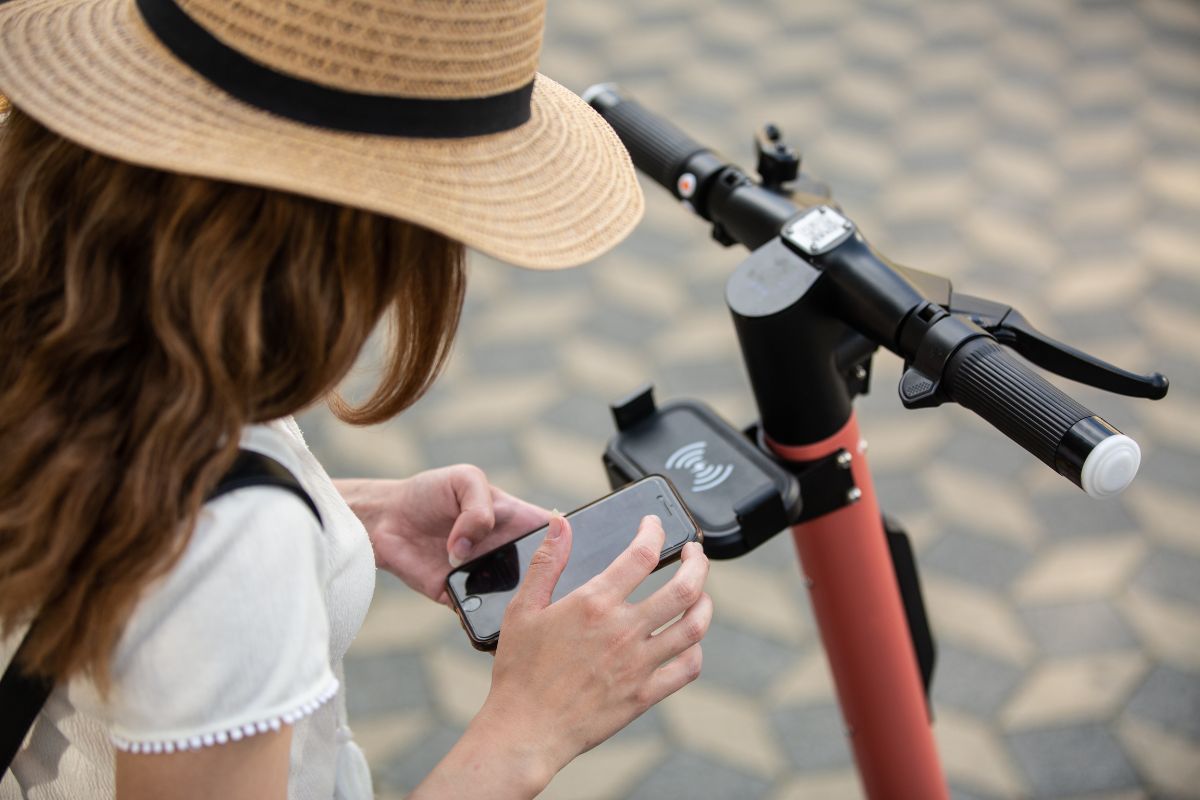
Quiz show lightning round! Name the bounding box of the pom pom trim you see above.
[111,677,339,754]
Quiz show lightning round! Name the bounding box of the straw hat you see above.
[0,0,643,269]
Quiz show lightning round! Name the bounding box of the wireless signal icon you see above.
[665,441,734,493]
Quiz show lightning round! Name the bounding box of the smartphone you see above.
[446,474,702,651]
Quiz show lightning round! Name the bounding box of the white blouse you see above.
[1,418,377,800]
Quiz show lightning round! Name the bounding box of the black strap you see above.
[1,449,320,774]
[209,450,323,527]
[0,632,52,779]
[134,0,535,138]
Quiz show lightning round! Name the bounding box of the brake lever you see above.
[948,292,1169,400]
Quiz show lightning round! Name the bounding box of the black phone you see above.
[446,474,702,651]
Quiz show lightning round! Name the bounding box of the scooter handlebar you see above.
[943,338,1140,497]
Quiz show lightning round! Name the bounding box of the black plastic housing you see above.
[586,86,707,193]
[943,338,1095,487]
[725,238,858,444]
[604,391,802,559]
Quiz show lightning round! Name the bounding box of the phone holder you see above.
[603,385,805,559]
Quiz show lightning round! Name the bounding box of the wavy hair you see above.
[0,105,465,688]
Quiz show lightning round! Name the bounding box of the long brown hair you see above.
[0,106,465,688]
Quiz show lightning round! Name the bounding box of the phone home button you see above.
[461,595,483,612]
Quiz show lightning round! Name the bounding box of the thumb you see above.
[511,514,573,612]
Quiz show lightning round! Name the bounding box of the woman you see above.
[0,0,714,798]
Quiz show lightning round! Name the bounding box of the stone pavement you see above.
[297,0,1200,797]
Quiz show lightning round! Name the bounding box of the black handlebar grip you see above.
[584,84,709,193]
[944,338,1141,497]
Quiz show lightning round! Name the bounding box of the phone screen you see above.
[446,475,698,647]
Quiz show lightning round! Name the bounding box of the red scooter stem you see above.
[769,412,948,799]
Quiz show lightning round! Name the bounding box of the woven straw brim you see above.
[0,0,644,270]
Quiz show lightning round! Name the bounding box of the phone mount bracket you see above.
[603,385,858,559]
[742,422,861,526]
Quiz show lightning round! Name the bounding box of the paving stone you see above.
[923,530,1032,590]
[466,340,562,379]
[1001,652,1147,728]
[722,521,800,575]
[931,644,1025,718]
[1014,538,1146,604]
[1054,306,1146,345]
[935,708,1027,798]
[541,392,624,441]
[923,464,1042,548]
[650,309,742,365]
[935,427,1035,481]
[1006,724,1140,798]
[771,770,864,800]
[923,575,1036,665]
[1137,393,1200,456]
[296,412,427,479]
[541,736,668,800]
[471,290,592,343]
[706,560,810,646]
[423,644,493,727]
[594,258,690,318]
[352,590,458,654]
[421,432,521,476]
[657,360,749,401]
[625,750,772,800]
[1124,665,1200,741]
[1117,587,1200,671]
[948,787,1004,800]
[1116,717,1200,799]
[770,703,856,772]
[690,621,799,694]
[560,335,654,396]
[420,373,562,436]
[658,681,788,777]
[1046,258,1151,313]
[766,648,837,708]
[518,425,611,507]
[579,303,668,349]
[1029,490,1139,540]
[373,723,465,794]
[1019,601,1140,655]
[871,472,931,518]
[607,703,668,745]
[1132,547,1200,607]
[858,414,949,472]
[342,650,432,721]
[350,712,432,768]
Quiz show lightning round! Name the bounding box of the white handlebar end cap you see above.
[581,83,619,105]
[1080,434,1141,498]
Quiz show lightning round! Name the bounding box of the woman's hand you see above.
[412,513,712,798]
[336,466,548,605]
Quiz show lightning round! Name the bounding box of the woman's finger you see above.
[508,515,574,613]
[590,515,666,602]
[489,487,551,545]
[635,541,709,631]
[646,592,713,665]
[446,465,496,566]
[641,643,704,709]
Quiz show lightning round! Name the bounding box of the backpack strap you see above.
[0,633,51,781]
[209,449,323,527]
[1,449,320,775]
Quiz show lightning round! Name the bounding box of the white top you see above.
[1,418,377,800]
